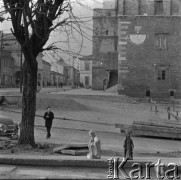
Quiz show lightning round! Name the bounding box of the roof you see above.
[42,60,51,66]
[57,59,69,67]
[79,55,93,61]
[50,71,64,76]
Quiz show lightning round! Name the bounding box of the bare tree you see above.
[1,0,93,146]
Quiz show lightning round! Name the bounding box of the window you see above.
[8,59,10,67]
[85,76,89,86]
[106,30,109,35]
[146,90,151,97]
[170,91,174,97]
[5,59,8,67]
[155,0,164,15]
[85,62,90,70]
[157,69,166,80]
[2,74,5,84]
[106,12,111,17]
[155,34,167,50]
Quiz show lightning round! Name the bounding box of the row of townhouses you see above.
[0,33,80,88]
[92,0,181,98]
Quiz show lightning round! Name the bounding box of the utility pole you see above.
[0,31,3,86]
[72,56,76,88]
[0,18,4,86]
[20,46,23,93]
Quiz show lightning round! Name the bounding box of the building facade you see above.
[64,66,80,87]
[63,67,69,85]
[42,60,51,86]
[50,71,64,86]
[37,53,44,87]
[92,5,118,91]
[79,55,92,88]
[1,33,51,88]
[0,51,14,87]
[93,0,181,98]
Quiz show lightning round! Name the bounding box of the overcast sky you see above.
[0,0,104,65]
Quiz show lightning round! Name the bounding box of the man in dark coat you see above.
[43,107,54,139]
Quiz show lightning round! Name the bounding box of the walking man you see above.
[43,106,54,139]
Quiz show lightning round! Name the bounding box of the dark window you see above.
[155,34,167,50]
[170,91,174,97]
[5,59,7,67]
[162,70,165,80]
[85,62,90,70]
[85,76,89,86]
[107,12,111,16]
[146,90,151,97]
[155,0,164,15]
[2,74,5,84]
[158,69,166,80]
[106,30,109,35]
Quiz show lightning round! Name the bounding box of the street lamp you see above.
[72,56,76,88]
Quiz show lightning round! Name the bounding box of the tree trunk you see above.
[18,47,38,147]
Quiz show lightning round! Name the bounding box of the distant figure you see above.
[87,130,101,159]
[167,106,171,120]
[0,96,5,106]
[61,82,63,88]
[17,123,21,137]
[123,131,134,160]
[43,106,54,139]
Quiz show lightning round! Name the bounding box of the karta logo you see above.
[107,158,180,179]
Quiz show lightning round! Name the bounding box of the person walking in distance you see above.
[43,106,54,139]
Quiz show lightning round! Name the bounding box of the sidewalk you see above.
[0,154,159,167]
[0,154,180,167]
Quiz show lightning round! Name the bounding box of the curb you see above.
[0,155,153,168]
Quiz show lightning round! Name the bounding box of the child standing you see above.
[123,131,134,160]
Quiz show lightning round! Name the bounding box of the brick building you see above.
[93,0,181,98]
[92,5,118,90]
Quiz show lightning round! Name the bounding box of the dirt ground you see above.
[0,91,181,158]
